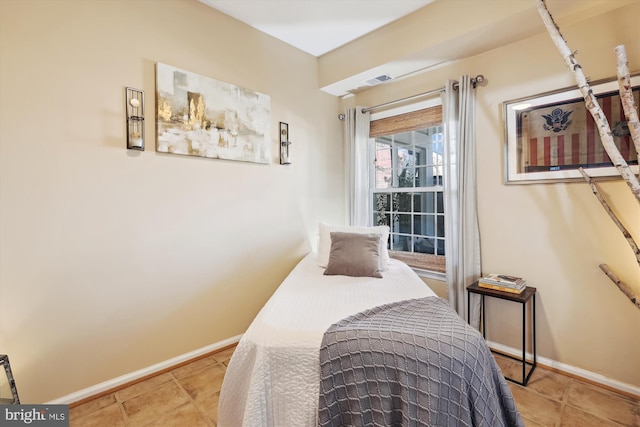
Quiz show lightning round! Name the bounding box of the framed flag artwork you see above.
[503,74,639,184]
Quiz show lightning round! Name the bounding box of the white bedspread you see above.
[217,252,437,427]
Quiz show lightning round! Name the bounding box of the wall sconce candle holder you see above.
[280,122,291,165]
[126,87,145,150]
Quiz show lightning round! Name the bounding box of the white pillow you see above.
[317,222,390,269]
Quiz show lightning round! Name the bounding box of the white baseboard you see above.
[47,335,242,405]
[488,340,640,398]
[47,335,638,404]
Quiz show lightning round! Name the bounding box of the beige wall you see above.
[0,0,343,402]
[346,3,640,387]
[2,0,638,405]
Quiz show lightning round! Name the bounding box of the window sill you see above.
[389,251,446,279]
[412,268,446,281]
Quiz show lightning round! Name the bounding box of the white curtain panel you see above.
[345,107,371,227]
[442,76,482,328]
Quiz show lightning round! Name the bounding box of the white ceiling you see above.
[198,0,635,96]
[199,0,435,57]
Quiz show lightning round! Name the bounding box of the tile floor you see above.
[69,345,639,426]
[69,346,234,427]
[493,353,639,426]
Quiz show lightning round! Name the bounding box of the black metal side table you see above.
[467,282,537,386]
[0,354,20,404]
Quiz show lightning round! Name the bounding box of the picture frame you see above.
[503,74,639,184]
[155,63,271,164]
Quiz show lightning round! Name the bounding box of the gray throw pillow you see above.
[323,232,382,278]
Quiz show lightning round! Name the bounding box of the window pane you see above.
[374,212,390,227]
[413,143,427,167]
[375,168,392,189]
[396,193,411,213]
[393,214,411,234]
[414,237,435,254]
[428,156,443,169]
[414,166,427,187]
[433,150,443,166]
[436,215,445,238]
[433,165,444,182]
[413,192,434,214]
[374,193,390,212]
[375,143,392,167]
[375,140,392,189]
[397,146,415,188]
[436,238,445,256]
[375,138,392,150]
[432,130,444,164]
[397,169,414,188]
[414,132,429,156]
[413,214,434,236]
[391,234,410,251]
[436,191,444,213]
[413,214,421,234]
[415,166,443,188]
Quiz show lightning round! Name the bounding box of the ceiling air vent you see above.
[363,73,393,86]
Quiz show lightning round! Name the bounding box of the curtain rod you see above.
[361,87,444,114]
[361,74,485,114]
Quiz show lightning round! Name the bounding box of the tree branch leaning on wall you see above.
[579,168,640,309]
[536,0,640,309]
[535,0,640,199]
[616,45,640,179]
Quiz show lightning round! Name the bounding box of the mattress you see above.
[217,252,437,427]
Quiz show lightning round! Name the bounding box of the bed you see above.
[217,224,523,427]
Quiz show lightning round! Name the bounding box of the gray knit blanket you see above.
[318,297,524,427]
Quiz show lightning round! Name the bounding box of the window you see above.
[369,103,446,274]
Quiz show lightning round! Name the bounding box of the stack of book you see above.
[478,273,526,294]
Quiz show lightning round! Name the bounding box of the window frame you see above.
[369,99,446,279]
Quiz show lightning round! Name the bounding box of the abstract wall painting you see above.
[155,63,271,164]
[503,74,639,184]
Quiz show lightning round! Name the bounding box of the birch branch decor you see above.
[600,264,640,309]
[615,45,640,175]
[536,0,640,309]
[578,167,640,266]
[535,0,640,201]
